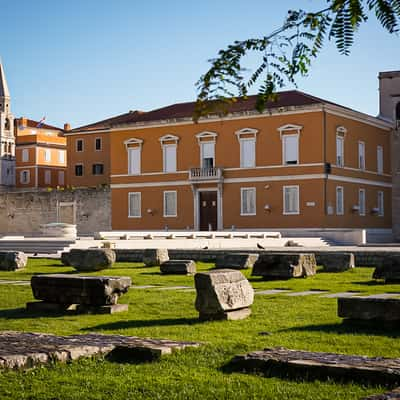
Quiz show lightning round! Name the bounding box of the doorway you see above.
[199,191,217,231]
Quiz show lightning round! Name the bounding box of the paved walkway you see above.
[0,279,399,299]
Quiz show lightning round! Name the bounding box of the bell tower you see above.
[379,71,400,240]
[0,59,15,187]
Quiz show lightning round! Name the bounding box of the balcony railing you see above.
[189,167,223,181]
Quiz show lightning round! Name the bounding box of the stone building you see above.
[0,59,15,187]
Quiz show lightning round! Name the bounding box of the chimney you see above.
[63,123,71,131]
[19,117,27,128]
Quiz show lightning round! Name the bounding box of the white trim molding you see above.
[124,137,143,149]
[235,127,259,138]
[195,131,218,143]
[159,134,179,145]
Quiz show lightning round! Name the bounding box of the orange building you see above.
[15,118,67,188]
[70,90,392,231]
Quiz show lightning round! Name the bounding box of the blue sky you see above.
[1,0,399,128]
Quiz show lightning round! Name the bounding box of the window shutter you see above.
[128,147,141,174]
[283,136,298,164]
[164,145,177,172]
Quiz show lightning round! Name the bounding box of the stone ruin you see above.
[194,269,254,321]
[143,248,169,267]
[61,248,116,271]
[160,260,196,275]
[0,251,27,271]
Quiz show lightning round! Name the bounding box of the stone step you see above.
[229,347,400,386]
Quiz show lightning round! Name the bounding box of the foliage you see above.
[194,0,400,120]
[0,259,399,398]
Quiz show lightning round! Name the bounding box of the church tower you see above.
[379,71,400,240]
[0,59,15,186]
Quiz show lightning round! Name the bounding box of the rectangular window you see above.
[358,141,365,170]
[44,170,51,185]
[282,135,299,165]
[58,150,65,163]
[164,191,177,217]
[163,145,177,173]
[128,147,141,175]
[201,142,215,168]
[128,192,141,218]
[377,146,383,174]
[44,149,51,162]
[20,170,30,184]
[22,148,29,162]
[240,139,256,168]
[283,185,300,215]
[58,171,65,185]
[359,189,366,216]
[76,139,83,152]
[92,163,104,175]
[336,186,344,215]
[378,191,384,216]
[336,136,344,167]
[95,138,102,151]
[75,164,83,176]
[241,187,256,216]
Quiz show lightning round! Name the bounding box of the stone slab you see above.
[132,285,157,289]
[373,255,400,283]
[317,252,355,272]
[357,293,400,299]
[252,253,316,280]
[321,292,361,299]
[143,248,169,267]
[0,331,201,370]
[31,274,131,306]
[61,248,116,271]
[338,297,400,322]
[0,251,27,271]
[285,290,328,297]
[160,259,196,275]
[199,307,251,321]
[362,387,400,399]
[215,253,258,270]
[229,347,400,385]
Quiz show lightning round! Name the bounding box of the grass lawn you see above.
[0,258,399,399]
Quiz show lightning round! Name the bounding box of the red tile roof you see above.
[16,118,62,131]
[71,90,351,133]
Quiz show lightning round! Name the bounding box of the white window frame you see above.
[128,192,141,218]
[162,144,177,173]
[378,191,384,217]
[44,148,51,163]
[95,137,102,151]
[58,171,65,185]
[163,190,177,217]
[336,186,344,215]
[58,150,65,163]
[44,170,51,185]
[22,148,29,162]
[377,145,383,175]
[124,138,143,175]
[196,131,217,168]
[359,189,366,216]
[235,128,258,169]
[20,170,30,184]
[358,141,365,170]
[283,185,300,215]
[336,127,346,167]
[240,187,256,216]
[76,139,84,152]
[278,124,301,166]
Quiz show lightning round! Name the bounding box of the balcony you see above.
[189,167,223,182]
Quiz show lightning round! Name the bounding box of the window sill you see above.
[240,213,257,216]
[283,212,300,215]
[128,215,141,218]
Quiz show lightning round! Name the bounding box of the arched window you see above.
[4,118,10,130]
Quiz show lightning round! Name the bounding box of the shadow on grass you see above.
[0,307,67,319]
[82,317,200,331]
[32,270,78,276]
[278,321,400,338]
[352,280,385,286]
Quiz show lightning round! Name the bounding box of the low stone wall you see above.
[0,188,111,236]
[114,248,395,268]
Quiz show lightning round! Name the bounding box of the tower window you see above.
[396,102,400,128]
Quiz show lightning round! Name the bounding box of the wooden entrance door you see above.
[199,191,217,231]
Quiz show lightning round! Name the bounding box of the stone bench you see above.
[160,260,196,275]
[338,297,400,322]
[215,253,258,270]
[252,253,316,280]
[143,248,169,267]
[61,249,116,271]
[194,269,254,321]
[0,251,27,271]
[317,252,355,272]
[373,255,400,283]
[27,274,131,314]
